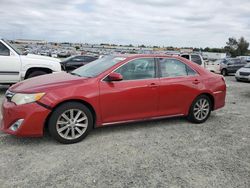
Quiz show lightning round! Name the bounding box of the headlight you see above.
[11,93,45,105]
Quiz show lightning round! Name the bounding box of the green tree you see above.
[224,37,249,57]
[236,37,249,56]
[224,37,238,57]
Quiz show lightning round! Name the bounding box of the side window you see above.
[159,58,197,78]
[181,55,190,60]
[85,56,96,62]
[191,55,202,65]
[235,59,241,64]
[72,57,83,62]
[115,58,155,80]
[0,42,10,56]
[186,65,197,76]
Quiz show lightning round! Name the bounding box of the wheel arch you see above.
[197,93,215,111]
[44,99,97,133]
[24,67,53,79]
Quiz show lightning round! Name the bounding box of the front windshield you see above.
[3,40,23,55]
[72,56,126,77]
[244,63,250,68]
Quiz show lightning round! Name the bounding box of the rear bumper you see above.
[0,99,50,137]
[213,90,226,110]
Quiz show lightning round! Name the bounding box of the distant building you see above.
[14,39,47,45]
[202,52,227,60]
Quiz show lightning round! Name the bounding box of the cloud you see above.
[0,0,249,47]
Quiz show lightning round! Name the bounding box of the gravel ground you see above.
[0,76,250,188]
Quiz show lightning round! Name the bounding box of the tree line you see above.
[195,37,249,57]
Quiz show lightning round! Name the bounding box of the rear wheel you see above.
[187,95,212,123]
[221,69,228,76]
[27,70,47,79]
[48,102,93,144]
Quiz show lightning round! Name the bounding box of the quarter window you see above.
[115,58,156,80]
[0,42,10,56]
[159,58,197,78]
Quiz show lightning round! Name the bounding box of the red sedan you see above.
[1,55,226,144]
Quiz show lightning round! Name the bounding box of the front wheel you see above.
[48,102,93,144]
[187,95,212,123]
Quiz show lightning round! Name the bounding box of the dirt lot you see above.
[0,76,249,188]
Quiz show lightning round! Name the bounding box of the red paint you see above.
[1,55,226,137]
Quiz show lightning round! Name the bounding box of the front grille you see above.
[239,72,250,76]
[5,90,15,102]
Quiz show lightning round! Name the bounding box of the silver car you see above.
[235,63,250,82]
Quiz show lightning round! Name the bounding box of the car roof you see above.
[113,54,177,59]
[74,55,97,57]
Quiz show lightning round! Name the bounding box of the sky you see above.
[0,0,250,48]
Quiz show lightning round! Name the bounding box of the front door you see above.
[99,58,159,124]
[0,41,21,83]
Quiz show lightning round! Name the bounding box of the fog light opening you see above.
[9,119,24,131]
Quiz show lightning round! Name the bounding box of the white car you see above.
[0,39,62,84]
[235,63,250,82]
[180,54,206,68]
[205,59,221,74]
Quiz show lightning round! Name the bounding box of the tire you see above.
[187,95,212,124]
[221,69,228,76]
[27,71,47,79]
[48,102,93,144]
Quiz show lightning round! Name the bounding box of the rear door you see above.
[157,58,201,116]
[99,58,159,123]
[0,41,21,83]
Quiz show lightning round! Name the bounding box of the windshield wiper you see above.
[70,72,81,77]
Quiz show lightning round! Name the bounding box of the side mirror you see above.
[107,72,123,81]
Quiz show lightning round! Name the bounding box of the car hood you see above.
[10,72,90,93]
[238,67,250,73]
[22,54,60,63]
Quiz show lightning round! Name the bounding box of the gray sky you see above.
[0,0,249,47]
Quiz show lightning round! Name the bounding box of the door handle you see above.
[148,83,158,88]
[192,79,200,85]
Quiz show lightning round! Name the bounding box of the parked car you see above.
[220,58,247,76]
[60,55,98,72]
[0,39,61,84]
[180,53,206,68]
[1,55,226,144]
[235,63,250,82]
[237,56,250,63]
[206,59,226,74]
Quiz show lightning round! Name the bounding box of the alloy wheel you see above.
[56,109,88,140]
[193,98,210,121]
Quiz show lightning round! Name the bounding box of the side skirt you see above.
[101,114,185,126]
